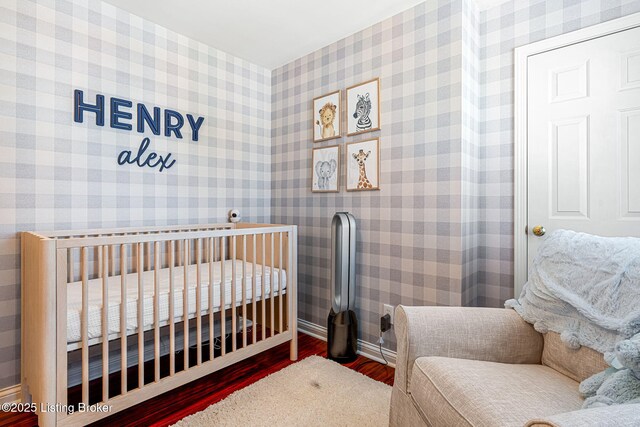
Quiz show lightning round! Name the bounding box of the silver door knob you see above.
[532,225,546,236]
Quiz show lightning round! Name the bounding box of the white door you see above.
[527,26,640,270]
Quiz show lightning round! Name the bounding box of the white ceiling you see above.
[102,0,513,70]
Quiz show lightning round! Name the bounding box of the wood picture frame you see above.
[311,145,340,193]
[313,90,342,143]
[345,138,380,191]
[346,78,381,136]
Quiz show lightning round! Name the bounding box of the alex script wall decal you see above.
[73,89,205,172]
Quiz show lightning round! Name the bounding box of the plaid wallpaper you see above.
[0,0,271,388]
[271,0,471,350]
[478,0,640,307]
[461,0,480,307]
[272,0,640,351]
[1,0,639,391]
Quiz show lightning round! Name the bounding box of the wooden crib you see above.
[21,223,297,427]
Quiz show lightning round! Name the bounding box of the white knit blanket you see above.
[506,230,640,354]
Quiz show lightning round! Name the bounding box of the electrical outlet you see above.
[383,304,394,324]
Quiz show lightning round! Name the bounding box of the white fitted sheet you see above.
[66,259,286,344]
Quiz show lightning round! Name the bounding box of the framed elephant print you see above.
[346,78,380,136]
[313,90,341,142]
[312,145,340,193]
[346,138,380,191]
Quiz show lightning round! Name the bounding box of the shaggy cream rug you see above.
[172,356,392,427]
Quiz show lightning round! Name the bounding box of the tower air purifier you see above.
[327,212,358,363]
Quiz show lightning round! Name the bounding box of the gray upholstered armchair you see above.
[389,305,640,426]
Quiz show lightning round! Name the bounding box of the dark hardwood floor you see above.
[0,333,394,427]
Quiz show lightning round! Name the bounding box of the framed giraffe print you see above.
[313,90,342,142]
[346,78,380,136]
[346,138,380,191]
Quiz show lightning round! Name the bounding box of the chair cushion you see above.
[409,357,584,427]
[541,332,608,383]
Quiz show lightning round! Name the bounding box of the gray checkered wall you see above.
[0,0,271,388]
[271,0,472,350]
[478,0,640,307]
[461,0,480,307]
[272,0,640,351]
[2,0,639,392]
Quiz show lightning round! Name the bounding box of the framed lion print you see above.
[346,78,380,136]
[312,145,340,192]
[313,90,341,142]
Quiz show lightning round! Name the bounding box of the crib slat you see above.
[177,235,182,267]
[81,247,89,405]
[242,235,247,348]
[110,241,115,276]
[183,239,189,370]
[169,240,175,376]
[154,241,160,381]
[137,242,144,388]
[56,249,68,409]
[279,232,283,334]
[102,245,109,402]
[261,235,266,340]
[289,229,297,360]
[145,241,151,272]
[220,238,226,356]
[252,234,257,344]
[98,245,103,279]
[67,248,72,283]
[196,238,202,366]
[203,235,207,264]
[120,244,128,395]
[209,237,214,361]
[270,233,275,337]
[231,237,237,352]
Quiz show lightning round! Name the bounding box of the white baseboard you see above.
[297,318,327,341]
[0,385,21,404]
[298,319,396,368]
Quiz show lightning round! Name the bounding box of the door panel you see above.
[527,26,640,269]
[550,61,589,103]
[621,50,640,90]
[621,109,640,216]
[551,116,590,218]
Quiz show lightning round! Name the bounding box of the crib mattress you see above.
[66,259,286,344]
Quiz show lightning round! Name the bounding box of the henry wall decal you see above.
[73,89,205,172]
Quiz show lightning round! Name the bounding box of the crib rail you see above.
[22,223,297,427]
[40,223,234,239]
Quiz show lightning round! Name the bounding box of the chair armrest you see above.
[526,404,640,426]
[394,305,543,393]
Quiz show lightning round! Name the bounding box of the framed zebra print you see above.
[346,78,380,136]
